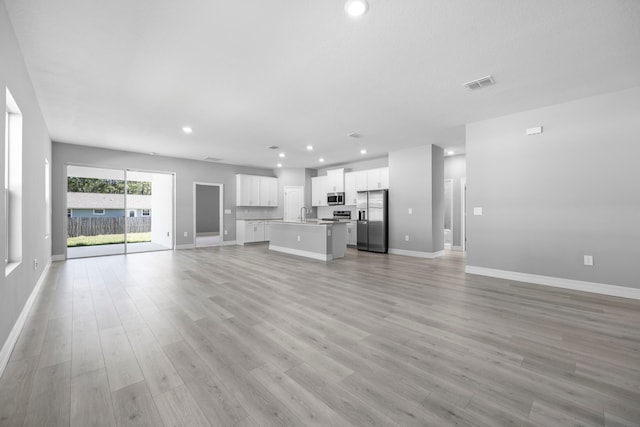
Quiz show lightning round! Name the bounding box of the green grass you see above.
[67,232,151,247]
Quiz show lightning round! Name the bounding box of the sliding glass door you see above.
[66,165,174,259]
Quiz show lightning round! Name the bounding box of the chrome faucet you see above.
[300,206,308,223]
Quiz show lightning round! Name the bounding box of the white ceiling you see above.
[5,0,640,169]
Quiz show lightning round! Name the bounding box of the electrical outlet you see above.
[33,259,38,271]
[584,255,594,266]
[408,208,412,215]
[405,235,409,241]
[297,235,301,242]
[183,231,188,237]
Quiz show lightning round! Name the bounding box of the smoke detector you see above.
[463,75,495,91]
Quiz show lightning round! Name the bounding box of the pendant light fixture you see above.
[345,0,369,17]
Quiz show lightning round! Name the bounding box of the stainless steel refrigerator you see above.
[357,190,388,253]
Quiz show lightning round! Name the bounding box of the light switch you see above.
[473,207,483,216]
[584,255,594,266]
[408,208,412,215]
[224,209,231,214]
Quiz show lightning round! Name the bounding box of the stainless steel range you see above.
[321,210,351,221]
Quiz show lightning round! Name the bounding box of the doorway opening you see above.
[66,165,174,259]
[194,182,223,247]
[444,179,453,250]
[461,177,466,253]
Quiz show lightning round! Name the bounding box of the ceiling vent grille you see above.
[267,145,279,150]
[463,75,495,91]
[203,157,222,162]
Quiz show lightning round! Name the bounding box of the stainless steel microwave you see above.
[327,192,345,205]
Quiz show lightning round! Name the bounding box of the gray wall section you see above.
[388,145,434,253]
[444,155,466,247]
[431,145,444,252]
[466,87,640,289]
[52,142,276,255]
[0,2,52,355]
[195,185,219,233]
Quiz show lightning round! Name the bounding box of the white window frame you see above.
[5,87,23,275]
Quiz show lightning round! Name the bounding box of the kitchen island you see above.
[268,220,347,261]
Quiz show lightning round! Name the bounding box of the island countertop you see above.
[268,221,347,261]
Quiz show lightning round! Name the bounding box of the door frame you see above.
[193,182,224,247]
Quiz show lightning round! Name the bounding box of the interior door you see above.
[284,186,304,221]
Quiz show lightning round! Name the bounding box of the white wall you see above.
[0,1,52,368]
[466,87,640,289]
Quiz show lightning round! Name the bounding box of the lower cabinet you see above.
[236,220,268,244]
[346,221,357,246]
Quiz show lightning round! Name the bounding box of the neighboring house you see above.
[67,192,151,218]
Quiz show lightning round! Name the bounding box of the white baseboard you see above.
[444,243,452,250]
[176,243,196,250]
[0,261,52,377]
[465,265,640,300]
[51,254,65,262]
[388,248,445,259]
[452,245,463,252]
[269,245,331,261]
[223,240,237,246]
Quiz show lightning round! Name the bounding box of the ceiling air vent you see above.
[203,157,222,162]
[267,145,279,150]
[463,75,495,91]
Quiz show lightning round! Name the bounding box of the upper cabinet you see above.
[354,170,368,192]
[367,167,389,190]
[311,176,328,207]
[326,168,344,193]
[324,167,389,206]
[344,172,357,206]
[236,174,279,206]
[259,176,278,206]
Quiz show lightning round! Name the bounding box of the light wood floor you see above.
[1,245,639,426]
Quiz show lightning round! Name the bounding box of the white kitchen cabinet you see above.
[259,176,278,206]
[236,220,266,244]
[326,168,344,193]
[311,176,328,207]
[346,221,357,246]
[344,172,357,206]
[354,170,368,192]
[367,167,389,190]
[236,174,278,206]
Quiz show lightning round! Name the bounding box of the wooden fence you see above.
[67,217,151,237]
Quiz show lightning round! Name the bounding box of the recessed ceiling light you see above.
[306,145,314,151]
[360,149,367,154]
[182,126,193,134]
[277,163,283,168]
[279,153,285,158]
[345,0,369,17]
[319,158,325,163]
[447,150,455,156]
